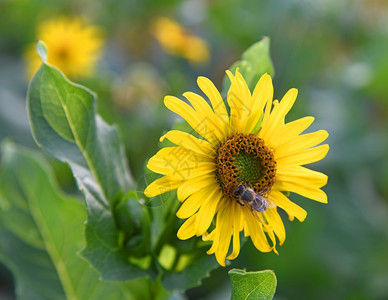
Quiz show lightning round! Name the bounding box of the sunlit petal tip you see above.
[322,144,330,157]
[215,254,226,267]
[320,191,329,204]
[298,212,307,222]
[196,76,209,85]
[163,95,172,104]
[177,217,196,240]
[226,254,235,260]
[202,230,214,242]
[145,157,157,171]
[260,72,271,83]
[144,175,183,198]
[225,69,234,79]
[143,188,153,198]
[159,133,167,142]
[206,248,214,255]
[144,185,163,198]
[163,95,180,107]
[289,87,298,95]
[177,230,190,240]
[182,91,193,99]
[227,245,241,260]
[321,129,329,140]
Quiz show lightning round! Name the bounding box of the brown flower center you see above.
[216,133,276,198]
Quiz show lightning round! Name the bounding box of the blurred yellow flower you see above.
[24,17,104,79]
[151,17,209,64]
[145,70,329,266]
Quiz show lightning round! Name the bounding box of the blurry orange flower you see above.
[151,17,209,64]
[24,17,104,79]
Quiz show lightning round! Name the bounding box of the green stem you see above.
[153,198,181,256]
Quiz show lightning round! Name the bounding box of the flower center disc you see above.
[216,133,276,197]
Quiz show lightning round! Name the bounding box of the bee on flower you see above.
[24,17,104,79]
[145,69,329,266]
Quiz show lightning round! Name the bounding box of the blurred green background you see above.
[1,0,388,299]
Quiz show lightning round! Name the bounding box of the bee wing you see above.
[266,197,277,209]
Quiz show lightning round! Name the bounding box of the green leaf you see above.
[0,142,139,299]
[27,61,152,280]
[27,62,133,203]
[229,269,277,300]
[114,192,151,258]
[36,40,48,63]
[223,37,275,94]
[0,228,66,300]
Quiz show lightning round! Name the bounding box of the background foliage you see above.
[1,0,388,299]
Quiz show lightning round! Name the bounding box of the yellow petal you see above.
[183,92,227,142]
[262,223,277,253]
[269,190,307,221]
[226,70,251,133]
[195,188,222,235]
[203,229,215,242]
[261,88,298,142]
[235,71,252,109]
[144,176,184,197]
[227,201,242,260]
[262,116,315,148]
[244,207,272,252]
[262,86,274,125]
[177,174,216,201]
[176,193,203,219]
[160,130,216,158]
[197,76,229,125]
[147,147,214,179]
[213,202,234,266]
[277,165,328,189]
[206,231,217,255]
[276,144,329,166]
[176,182,219,219]
[264,208,286,245]
[164,95,219,144]
[275,130,329,159]
[177,215,197,240]
[244,74,273,133]
[274,181,328,203]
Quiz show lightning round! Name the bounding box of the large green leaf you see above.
[0,228,66,300]
[223,37,275,94]
[229,269,277,300]
[0,142,143,299]
[28,44,133,204]
[27,42,152,281]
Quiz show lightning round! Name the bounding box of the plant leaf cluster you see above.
[0,39,277,299]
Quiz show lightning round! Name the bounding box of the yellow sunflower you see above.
[144,70,329,266]
[151,17,209,64]
[24,17,103,79]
